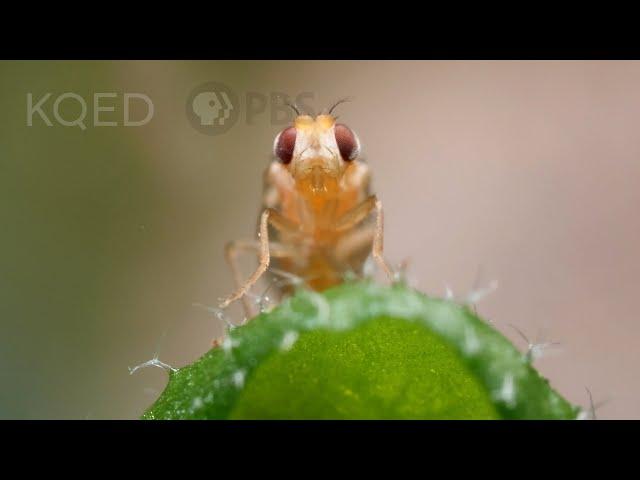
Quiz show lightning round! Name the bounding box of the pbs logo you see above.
[186,82,239,135]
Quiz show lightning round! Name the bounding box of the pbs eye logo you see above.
[186,82,239,135]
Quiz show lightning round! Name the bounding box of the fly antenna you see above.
[284,100,301,116]
[327,97,353,116]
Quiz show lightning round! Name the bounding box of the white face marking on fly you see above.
[290,125,342,178]
[296,126,339,160]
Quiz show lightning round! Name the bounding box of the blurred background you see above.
[1,61,638,419]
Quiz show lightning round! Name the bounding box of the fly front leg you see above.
[224,240,260,317]
[219,208,299,312]
[224,239,294,318]
[334,195,394,281]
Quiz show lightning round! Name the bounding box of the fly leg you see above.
[372,198,395,280]
[334,226,375,277]
[224,240,260,317]
[219,208,300,313]
[334,195,394,281]
[224,239,294,318]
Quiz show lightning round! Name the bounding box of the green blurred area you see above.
[1,62,154,417]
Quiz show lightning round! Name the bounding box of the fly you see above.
[219,100,394,317]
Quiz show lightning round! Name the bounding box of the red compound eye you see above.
[334,123,360,161]
[274,126,297,164]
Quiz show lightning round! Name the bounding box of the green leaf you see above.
[142,282,580,420]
